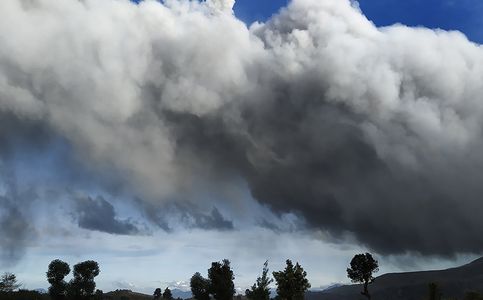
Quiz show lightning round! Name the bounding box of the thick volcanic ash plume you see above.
[1,0,483,258]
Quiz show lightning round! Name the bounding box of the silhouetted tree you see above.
[163,287,174,300]
[246,261,273,300]
[47,259,71,300]
[272,260,311,300]
[68,260,100,300]
[94,289,104,300]
[428,283,442,300]
[154,288,162,300]
[190,272,210,300]
[0,272,21,292]
[208,259,235,300]
[347,253,379,300]
[163,287,173,300]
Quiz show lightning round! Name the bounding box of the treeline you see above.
[1,253,483,300]
[0,260,102,300]
[46,259,102,300]
[188,259,310,300]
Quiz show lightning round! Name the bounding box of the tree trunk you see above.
[360,282,371,300]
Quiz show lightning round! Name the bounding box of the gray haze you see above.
[0,195,33,267]
[1,0,483,263]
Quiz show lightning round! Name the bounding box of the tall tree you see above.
[163,287,173,300]
[346,253,379,300]
[47,259,71,300]
[154,288,162,300]
[246,261,273,300]
[0,272,21,292]
[272,260,310,300]
[190,272,211,300]
[68,260,100,300]
[208,259,235,300]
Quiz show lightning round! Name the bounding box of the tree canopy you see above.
[163,287,173,300]
[68,260,100,300]
[47,259,71,300]
[154,288,162,300]
[272,260,310,300]
[347,253,379,300]
[208,259,235,300]
[246,260,273,300]
[190,272,211,300]
[0,272,21,292]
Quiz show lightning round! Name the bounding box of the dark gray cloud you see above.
[74,196,140,235]
[1,0,483,259]
[163,71,483,256]
[140,201,234,232]
[0,195,33,267]
[139,201,173,232]
[189,207,234,231]
[0,160,36,267]
[0,113,54,159]
[0,132,40,267]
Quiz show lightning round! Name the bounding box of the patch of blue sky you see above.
[130,0,482,43]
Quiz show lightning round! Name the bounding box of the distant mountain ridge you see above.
[105,290,152,300]
[307,257,483,300]
[105,288,192,300]
[172,288,193,299]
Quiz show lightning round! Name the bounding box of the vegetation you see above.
[0,289,50,300]
[190,259,235,300]
[47,259,70,300]
[190,272,211,300]
[347,253,379,300]
[153,288,162,300]
[48,259,101,300]
[272,259,310,300]
[245,261,273,300]
[2,254,483,300]
[94,289,104,300]
[67,260,100,300]
[0,272,22,292]
[208,259,235,300]
[163,287,173,300]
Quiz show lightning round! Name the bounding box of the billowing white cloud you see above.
[1,0,483,260]
[206,0,235,13]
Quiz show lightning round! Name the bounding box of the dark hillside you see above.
[308,257,483,300]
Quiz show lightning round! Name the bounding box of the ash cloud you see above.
[74,196,140,235]
[0,195,33,267]
[1,0,483,257]
[0,162,36,267]
[188,207,234,231]
[140,202,235,231]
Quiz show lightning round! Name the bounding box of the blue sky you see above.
[234,0,483,43]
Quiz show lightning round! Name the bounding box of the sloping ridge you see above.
[105,290,152,300]
[307,257,483,300]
